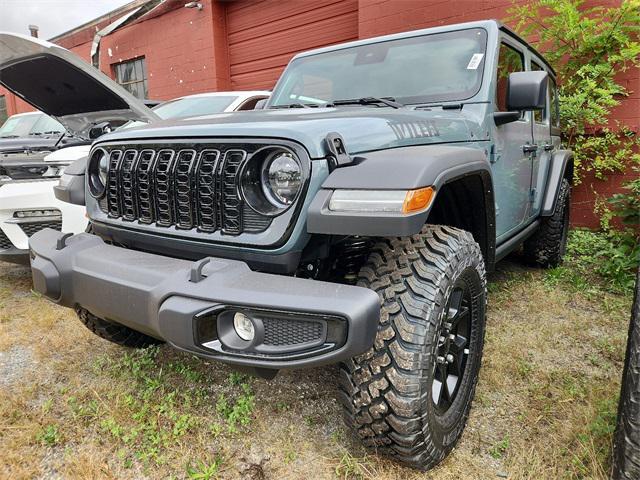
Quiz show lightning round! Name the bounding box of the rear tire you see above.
[612,267,640,479]
[75,306,162,348]
[523,178,571,267]
[339,225,486,470]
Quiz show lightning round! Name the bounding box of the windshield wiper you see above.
[270,102,313,109]
[331,97,404,109]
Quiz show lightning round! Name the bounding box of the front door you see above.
[492,40,534,240]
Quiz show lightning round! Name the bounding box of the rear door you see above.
[492,39,534,240]
[528,58,558,218]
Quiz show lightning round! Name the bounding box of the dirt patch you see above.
[0,257,632,479]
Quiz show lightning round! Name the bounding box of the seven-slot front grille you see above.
[101,145,274,235]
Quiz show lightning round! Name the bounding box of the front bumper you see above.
[29,229,380,370]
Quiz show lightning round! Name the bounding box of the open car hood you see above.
[0,32,159,140]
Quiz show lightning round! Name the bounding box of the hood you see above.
[99,106,486,158]
[0,32,159,140]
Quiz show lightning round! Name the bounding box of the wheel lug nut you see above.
[446,354,454,363]
[449,334,455,340]
[436,356,445,364]
[439,336,445,343]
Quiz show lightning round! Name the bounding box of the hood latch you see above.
[324,132,354,170]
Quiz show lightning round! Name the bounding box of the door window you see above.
[531,61,548,124]
[496,43,524,112]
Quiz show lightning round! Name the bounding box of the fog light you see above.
[233,312,255,341]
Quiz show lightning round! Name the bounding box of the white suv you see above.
[0,149,88,264]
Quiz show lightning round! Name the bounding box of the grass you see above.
[0,231,635,479]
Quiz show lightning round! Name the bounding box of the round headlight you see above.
[88,148,108,198]
[261,151,302,207]
[241,147,304,217]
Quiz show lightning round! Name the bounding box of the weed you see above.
[489,435,510,459]
[186,458,222,480]
[216,382,255,433]
[36,424,61,446]
[334,450,375,479]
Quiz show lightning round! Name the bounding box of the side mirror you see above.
[89,122,112,139]
[254,98,268,110]
[507,70,548,111]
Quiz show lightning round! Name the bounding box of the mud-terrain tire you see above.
[75,306,162,348]
[339,225,487,470]
[613,267,640,480]
[523,178,571,267]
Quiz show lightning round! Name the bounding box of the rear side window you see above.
[496,43,524,113]
[531,61,547,123]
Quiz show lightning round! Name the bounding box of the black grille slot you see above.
[262,318,324,347]
[20,219,63,237]
[106,150,123,217]
[120,150,139,221]
[154,150,176,227]
[97,143,284,236]
[136,150,156,224]
[174,150,197,229]
[0,230,11,250]
[220,150,245,235]
[196,150,219,232]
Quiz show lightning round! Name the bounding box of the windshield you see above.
[29,114,64,135]
[270,28,488,107]
[154,96,238,119]
[0,113,65,138]
[0,114,39,137]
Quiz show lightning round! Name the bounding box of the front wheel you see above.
[339,225,487,470]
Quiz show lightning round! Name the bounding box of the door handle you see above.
[522,144,538,153]
[542,143,554,151]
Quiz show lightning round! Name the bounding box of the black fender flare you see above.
[541,149,573,216]
[306,145,495,239]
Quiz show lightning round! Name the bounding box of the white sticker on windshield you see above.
[467,53,484,70]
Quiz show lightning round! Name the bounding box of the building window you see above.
[0,96,7,126]
[114,57,148,99]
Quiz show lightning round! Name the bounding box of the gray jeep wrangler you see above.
[0,20,572,470]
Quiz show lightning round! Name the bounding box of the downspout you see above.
[90,0,164,69]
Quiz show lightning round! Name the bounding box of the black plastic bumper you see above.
[29,229,380,370]
[0,246,29,265]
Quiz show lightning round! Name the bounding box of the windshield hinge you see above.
[324,132,353,170]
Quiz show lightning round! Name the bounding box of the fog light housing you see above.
[233,312,255,341]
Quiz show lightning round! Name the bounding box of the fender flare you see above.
[541,149,573,216]
[306,145,495,239]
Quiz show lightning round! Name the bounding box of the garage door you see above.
[226,0,358,90]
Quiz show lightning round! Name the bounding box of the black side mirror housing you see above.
[89,122,112,139]
[507,70,548,111]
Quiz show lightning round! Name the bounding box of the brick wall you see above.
[1,0,637,228]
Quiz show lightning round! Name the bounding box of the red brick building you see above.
[1,0,637,228]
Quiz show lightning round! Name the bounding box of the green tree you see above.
[509,0,640,182]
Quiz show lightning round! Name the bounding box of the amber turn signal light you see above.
[402,187,435,214]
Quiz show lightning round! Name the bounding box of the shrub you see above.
[509,0,640,183]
